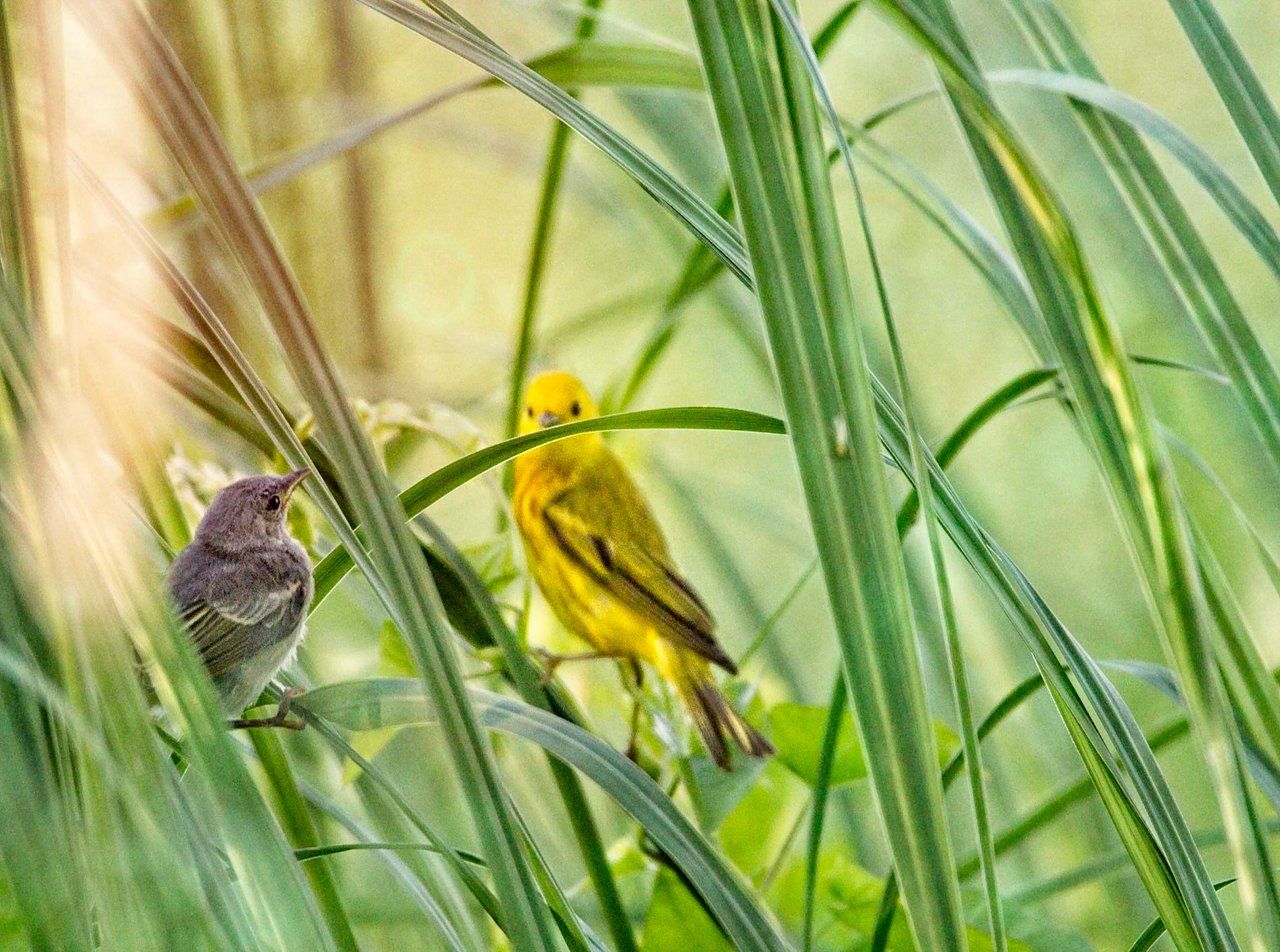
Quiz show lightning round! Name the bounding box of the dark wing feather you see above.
[546,452,736,673]
[177,586,299,681]
[168,544,307,684]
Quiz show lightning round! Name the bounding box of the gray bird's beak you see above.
[282,468,311,498]
[537,411,561,428]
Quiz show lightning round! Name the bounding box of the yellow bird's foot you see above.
[533,648,612,687]
[230,686,306,731]
[624,660,644,763]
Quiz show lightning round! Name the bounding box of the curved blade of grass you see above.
[1164,0,1280,211]
[74,3,560,947]
[301,679,789,951]
[1197,539,1280,774]
[357,0,749,286]
[294,842,485,865]
[1166,432,1280,747]
[987,69,1280,290]
[312,406,784,602]
[802,675,846,952]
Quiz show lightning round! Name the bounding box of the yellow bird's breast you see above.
[513,460,661,665]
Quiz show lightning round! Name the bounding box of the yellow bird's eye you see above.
[570,401,581,417]
[526,406,534,418]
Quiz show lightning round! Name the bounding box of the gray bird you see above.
[167,469,313,729]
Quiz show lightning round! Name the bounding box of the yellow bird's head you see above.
[519,371,600,433]
[517,372,602,467]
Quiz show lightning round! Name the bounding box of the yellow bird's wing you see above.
[544,451,737,673]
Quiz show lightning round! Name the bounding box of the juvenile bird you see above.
[513,372,772,770]
[167,469,313,729]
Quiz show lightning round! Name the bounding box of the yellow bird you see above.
[513,371,773,770]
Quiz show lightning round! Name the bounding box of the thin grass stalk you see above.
[504,0,606,441]
[0,15,31,298]
[685,0,967,946]
[72,4,559,947]
[250,731,360,952]
[801,675,845,951]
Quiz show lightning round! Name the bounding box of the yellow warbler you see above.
[513,371,772,769]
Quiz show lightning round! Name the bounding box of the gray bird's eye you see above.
[266,494,281,512]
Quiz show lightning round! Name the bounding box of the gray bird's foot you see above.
[230,686,306,731]
[532,648,612,687]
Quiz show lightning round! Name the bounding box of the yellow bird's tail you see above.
[670,654,773,770]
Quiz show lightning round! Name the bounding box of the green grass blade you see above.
[765,6,1005,943]
[686,1,967,946]
[801,675,846,952]
[293,842,485,865]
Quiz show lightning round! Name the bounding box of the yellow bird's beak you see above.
[537,411,561,428]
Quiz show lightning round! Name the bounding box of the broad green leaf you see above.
[771,703,958,787]
[643,869,734,952]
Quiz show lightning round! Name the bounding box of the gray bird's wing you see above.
[170,546,308,683]
[178,586,302,682]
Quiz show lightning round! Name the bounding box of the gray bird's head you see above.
[194,469,310,550]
